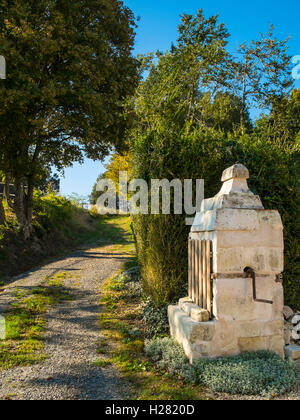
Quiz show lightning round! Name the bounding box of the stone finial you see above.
[218,164,252,196]
[221,164,249,183]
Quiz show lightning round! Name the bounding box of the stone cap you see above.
[191,163,266,232]
[221,164,249,183]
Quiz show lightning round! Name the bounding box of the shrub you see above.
[140,298,170,338]
[145,337,300,397]
[196,351,300,398]
[145,337,197,384]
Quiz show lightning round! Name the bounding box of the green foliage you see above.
[145,337,197,384]
[0,0,139,231]
[255,89,300,144]
[140,298,169,338]
[131,128,228,305]
[237,25,293,113]
[145,338,300,397]
[196,351,300,398]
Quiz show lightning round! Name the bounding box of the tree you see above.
[236,25,294,129]
[133,10,233,136]
[0,0,139,237]
[255,89,300,144]
[90,150,132,205]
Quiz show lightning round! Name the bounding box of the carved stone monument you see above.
[168,164,285,362]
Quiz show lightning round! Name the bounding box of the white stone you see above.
[221,164,250,182]
[291,329,300,341]
[291,315,300,325]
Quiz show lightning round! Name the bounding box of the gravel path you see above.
[0,241,299,401]
[0,243,131,400]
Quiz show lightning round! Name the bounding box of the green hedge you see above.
[131,128,299,308]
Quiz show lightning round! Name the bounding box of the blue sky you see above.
[60,0,300,197]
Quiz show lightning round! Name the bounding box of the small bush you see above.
[145,337,197,383]
[140,298,170,338]
[145,338,300,397]
[196,351,300,398]
[109,268,143,298]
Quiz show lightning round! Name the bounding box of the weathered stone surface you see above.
[168,305,216,363]
[238,336,268,352]
[285,345,300,360]
[179,297,192,307]
[283,306,294,320]
[190,308,210,323]
[216,246,284,274]
[268,335,285,358]
[237,320,283,338]
[221,164,250,182]
[213,277,282,322]
[215,209,259,231]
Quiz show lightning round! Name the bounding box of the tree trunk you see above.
[0,199,5,225]
[23,176,34,239]
[4,173,13,207]
[240,56,248,133]
[14,175,28,236]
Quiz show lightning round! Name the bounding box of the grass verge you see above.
[97,269,210,400]
[0,272,74,370]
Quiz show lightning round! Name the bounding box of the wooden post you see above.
[206,240,212,315]
[195,240,199,306]
[198,241,203,308]
[188,240,192,300]
[202,241,207,309]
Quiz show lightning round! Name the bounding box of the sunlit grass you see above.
[0,272,74,370]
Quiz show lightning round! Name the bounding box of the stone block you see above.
[190,308,210,323]
[179,297,192,307]
[216,229,283,250]
[285,345,300,360]
[168,305,217,363]
[216,247,284,274]
[190,322,215,343]
[215,209,258,231]
[238,321,262,338]
[238,336,268,352]
[268,335,285,358]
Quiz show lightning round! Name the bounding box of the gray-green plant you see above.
[140,298,170,338]
[145,337,300,397]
